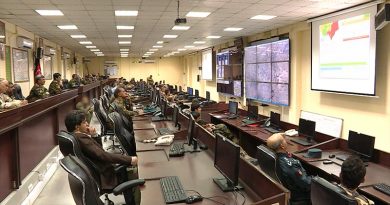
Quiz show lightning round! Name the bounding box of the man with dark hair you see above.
[76,96,93,123]
[339,156,374,205]
[49,73,63,95]
[64,110,138,188]
[110,87,138,121]
[147,75,154,85]
[26,75,49,102]
[267,133,312,205]
[69,74,81,88]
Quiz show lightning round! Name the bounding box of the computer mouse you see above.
[329,154,335,158]
[185,195,203,204]
[199,144,208,150]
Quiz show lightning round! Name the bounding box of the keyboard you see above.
[227,114,238,119]
[158,128,175,135]
[373,183,390,196]
[242,119,257,125]
[265,127,282,134]
[151,116,166,122]
[290,138,314,146]
[160,176,187,204]
[169,143,185,157]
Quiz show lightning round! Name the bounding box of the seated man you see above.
[49,73,63,95]
[0,78,28,109]
[76,96,93,123]
[69,74,81,88]
[110,87,138,121]
[267,133,312,205]
[26,75,49,103]
[147,75,154,85]
[64,110,138,189]
[338,156,374,205]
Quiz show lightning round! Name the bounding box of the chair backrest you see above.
[311,176,358,205]
[172,105,179,128]
[100,95,109,112]
[60,155,104,205]
[256,145,281,183]
[12,84,25,100]
[187,115,196,144]
[108,112,137,156]
[110,103,134,134]
[92,98,110,134]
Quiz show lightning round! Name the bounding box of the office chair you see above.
[92,98,117,149]
[256,145,281,183]
[311,176,358,205]
[110,103,135,136]
[108,112,137,156]
[12,84,25,100]
[60,155,145,205]
[100,95,110,112]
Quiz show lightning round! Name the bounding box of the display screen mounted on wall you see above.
[216,49,243,97]
[244,39,290,106]
[311,6,377,96]
[201,49,213,80]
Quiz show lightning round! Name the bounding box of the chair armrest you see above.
[113,179,146,195]
[114,164,128,174]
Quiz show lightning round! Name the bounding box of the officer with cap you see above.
[267,133,312,205]
[26,75,49,103]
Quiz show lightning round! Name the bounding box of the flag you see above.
[34,54,42,79]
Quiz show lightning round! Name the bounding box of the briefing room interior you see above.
[1,0,390,205]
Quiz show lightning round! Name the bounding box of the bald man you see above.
[267,133,312,205]
[0,78,28,109]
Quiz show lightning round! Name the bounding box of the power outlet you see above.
[28,184,34,193]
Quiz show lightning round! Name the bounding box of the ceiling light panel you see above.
[71,35,86,38]
[115,10,138,16]
[193,41,205,44]
[224,27,243,31]
[117,25,134,30]
[186,11,210,18]
[157,41,164,44]
[86,46,96,48]
[119,41,131,44]
[118,35,132,38]
[163,35,178,38]
[57,25,78,30]
[172,26,190,30]
[36,10,63,16]
[206,35,221,39]
[80,41,92,44]
[153,45,163,48]
[250,15,276,20]
[120,49,130,51]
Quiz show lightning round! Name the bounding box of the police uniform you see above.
[48,80,62,95]
[26,84,49,103]
[276,152,312,205]
[69,79,80,88]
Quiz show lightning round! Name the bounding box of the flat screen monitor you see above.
[179,86,182,92]
[175,85,178,92]
[228,101,238,115]
[188,87,193,96]
[195,89,199,97]
[187,115,195,145]
[247,105,258,120]
[172,105,179,128]
[348,131,375,159]
[298,118,316,140]
[206,91,210,101]
[270,111,280,128]
[213,133,241,192]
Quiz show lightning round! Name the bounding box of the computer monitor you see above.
[163,80,165,84]
[228,101,238,115]
[270,111,280,128]
[175,85,178,92]
[195,89,199,97]
[172,105,179,128]
[179,86,182,92]
[247,105,258,120]
[161,100,167,116]
[298,118,316,142]
[213,133,242,192]
[188,87,193,96]
[348,131,375,160]
[206,91,210,101]
[187,115,195,146]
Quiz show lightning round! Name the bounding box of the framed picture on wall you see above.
[12,48,29,82]
[0,21,5,44]
[42,55,52,80]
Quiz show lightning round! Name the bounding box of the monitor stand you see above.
[213,178,243,192]
[186,139,202,153]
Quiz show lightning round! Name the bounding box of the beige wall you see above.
[87,57,184,85]
[0,19,84,97]
[183,22,390,153]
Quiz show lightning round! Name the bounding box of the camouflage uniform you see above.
[76,101,93,123]
[69,79,80,88]
[110,97,138,121]
[48,80,62,95]
[0,93,23,109]
[26,84,49,103]
[146,76,154,85]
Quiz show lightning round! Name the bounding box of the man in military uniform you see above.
[76,95,93,123]
[110,87,138,121]
[26,75,49,103]
[69,74,81,88]
[0,78,28,109]
[267,133,312,205]
[146,75,154,85]
[49,73,63,95]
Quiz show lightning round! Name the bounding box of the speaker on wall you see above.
[197,75,200,82]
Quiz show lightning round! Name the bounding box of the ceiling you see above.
[0,0,370,57]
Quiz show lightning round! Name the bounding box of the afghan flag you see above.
[34,55,42,78]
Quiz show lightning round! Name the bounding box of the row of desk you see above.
[0,80,107,202]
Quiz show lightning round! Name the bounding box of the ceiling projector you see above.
[175,18,187,25]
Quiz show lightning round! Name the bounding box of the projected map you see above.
[272,84,289,106]
[257,63,271,82]
[272,39,290,62]
[257,43,271,63]
[258,83,272,102]
[245,82,258,99]
[245,64,257,81]
[245,46,257,64]
[272,62,289,83]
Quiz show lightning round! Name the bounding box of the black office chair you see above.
[108,112,137,156]
[311,176,357,205]
[256,145,281,183]
[60,155,145,205]
[110,103,135,136]
[100,95,110,112]
[12,84,25,100]
[92,98,115,137]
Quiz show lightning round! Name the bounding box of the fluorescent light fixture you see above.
[184,45,195,48]
[172,26,190,30]
[172,51,180,54]
[186,11,210,18]
[206,35,221,39]
[146,52,154,54]
[115,10,138,16]
[119,41,131,44]
[94,52,103,54]
[178,48,187,51]
[117,25,134,30]
[70,35,86,38]
[120,52,128,54]
[79,41,92,44]
[90,49,100,52]
[118,35,132,38]
[86,46,96,48]
[121,56,128,58]
[153,45,163,48]
[149,49,158,51]
[36,10,63,16]
[144,54,151,56]
[156,41,164,44]
[193,41,205,44]
[163,35,178,38]
[0,35,5,39]
[97,54,104,56]
[120,49,129,51]
[250,15,276,20]
[57,25,78,30]
[224,27,243,31]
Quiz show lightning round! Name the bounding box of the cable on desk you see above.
[185,190,229,205]
[234,187,246,205]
